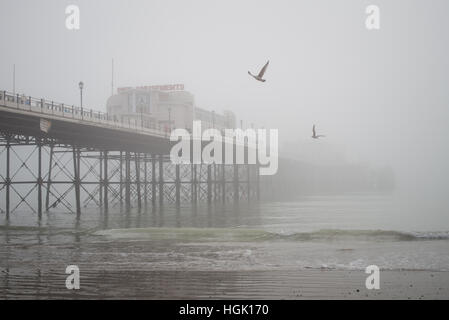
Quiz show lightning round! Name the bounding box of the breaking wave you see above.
[94,227,449,242]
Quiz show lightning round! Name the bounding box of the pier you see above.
[0,91,260,219]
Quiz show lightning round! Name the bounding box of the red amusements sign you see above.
[117,84,184,94]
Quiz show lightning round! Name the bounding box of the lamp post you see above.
[79,81,84,119]
[212,110,215,129]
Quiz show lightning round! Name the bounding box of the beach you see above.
[2,268,448,299]
[1,194,449,300]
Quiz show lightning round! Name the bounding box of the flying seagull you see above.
[248,60,269,82]
[312,125,326,139]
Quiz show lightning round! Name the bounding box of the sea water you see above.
[1,192,449,298]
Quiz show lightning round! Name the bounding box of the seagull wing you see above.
[258,61,270,78]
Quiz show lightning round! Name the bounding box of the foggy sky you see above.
[1,0,449,206]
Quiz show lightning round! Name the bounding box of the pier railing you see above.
[0,90,168,138]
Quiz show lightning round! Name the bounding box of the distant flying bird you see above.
[312,125,326,139]
[248,60,269,82]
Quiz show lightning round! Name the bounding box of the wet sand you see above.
[1,269,448,299]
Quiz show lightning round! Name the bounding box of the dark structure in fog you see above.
[261,157,395,201]
[0,91,259,219]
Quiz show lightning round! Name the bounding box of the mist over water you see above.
[2,0,449,228]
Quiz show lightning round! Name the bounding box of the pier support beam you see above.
[191,164,197,204]
[125,152,131,208]
[119,151,123,206]
[207,164,212,204]
[5,135,10,219]
[222,164,226,203]
[103,150,108,212]
[73,147,81,216]
[175,164,180,206]
[159,155,164,206]
[213,164,217,202]
[233,164,239,203]
[45,144,54,211]
[144,154,148,207]
[152,156,156,206]
[99,151,103,207]
[37,139,42,218]
[135,153,142,210]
